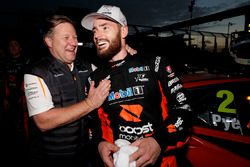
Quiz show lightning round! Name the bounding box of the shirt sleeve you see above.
[151,56,193,151]
[24,74,54,117]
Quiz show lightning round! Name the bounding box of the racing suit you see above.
[89,54,193,167]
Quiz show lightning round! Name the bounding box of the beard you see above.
[96,32,122,61]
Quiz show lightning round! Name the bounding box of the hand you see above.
[98,141,119,167]
[126,44,137,55]
[85,80,111,109]
[130,137,161,167]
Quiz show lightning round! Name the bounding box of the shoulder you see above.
[31,56,52,68]
[89,64,105,76]
[75,57,92,71]
[89,63,110,83]
[128,53,166,66]
[25,56,54,77]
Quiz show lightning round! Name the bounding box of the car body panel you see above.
[179,72,250,167]
[187,135,250,167]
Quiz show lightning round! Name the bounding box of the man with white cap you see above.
[81,5,193,167]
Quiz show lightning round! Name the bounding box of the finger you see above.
[130,149,141,162]
[89,81,95,91]
[98,79,110,89]
[102,79,111,87]
[135,155,151,167]
[103,91,110,98]
[103,154,115,167]
[98,86,109,97]
[130,139,141,147]
[99,80,111,92]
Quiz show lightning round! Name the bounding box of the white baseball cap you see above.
[81,5,127,30]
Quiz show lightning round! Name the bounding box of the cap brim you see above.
[81,13,117,30]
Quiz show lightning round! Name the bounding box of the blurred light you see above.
[77,42,93,48]
[246,96,250,102]
[78,42,83,46]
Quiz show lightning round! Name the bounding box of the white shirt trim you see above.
[24,74,54,117]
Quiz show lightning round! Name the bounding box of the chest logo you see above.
[135,74,148,82]
[120,104,143,122]
[108,85,144,101]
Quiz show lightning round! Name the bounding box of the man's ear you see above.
[121,26,128,39]
[44,36,52,47]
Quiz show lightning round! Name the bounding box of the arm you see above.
[152,56,193,151]
[24,74,111,132]
[130,56,193,166]
[90,107,119,167]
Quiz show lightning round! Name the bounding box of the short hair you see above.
[42,15,75,37]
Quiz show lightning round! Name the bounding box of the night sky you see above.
[1,0,250,28]
[0,0,250,49]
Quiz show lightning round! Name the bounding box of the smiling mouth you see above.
[96,40,108,49]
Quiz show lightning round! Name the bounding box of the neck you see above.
[110,45,127,62]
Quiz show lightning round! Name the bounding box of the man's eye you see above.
[103,26,108,30]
